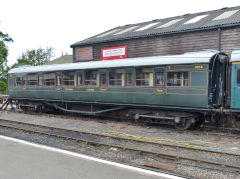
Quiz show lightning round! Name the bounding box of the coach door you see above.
[98,69,108,102]
[231,63,240,109]
[99,69,107,87]
[56,72,63,100]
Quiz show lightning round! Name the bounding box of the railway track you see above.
[141,119,240,138]
[14,110,240,139]
[0,118,239,173]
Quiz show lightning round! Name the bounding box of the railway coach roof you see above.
[9,50,219,74]
[230,50,240,62]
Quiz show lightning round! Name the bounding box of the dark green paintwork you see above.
[8,64,210,108]
[231,63,240,109]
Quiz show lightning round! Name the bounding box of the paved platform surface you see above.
[0,135,181,179]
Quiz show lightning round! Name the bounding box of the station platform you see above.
[0,135,182,179]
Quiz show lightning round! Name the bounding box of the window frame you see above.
[155,72,165,87]
[39,75,43,86]
[166,71,190,88]
[100,73,108,87]
[27,73,39,87]
[125,68,135,87]
[84,70,98,86]
[109,68,124,87]
[77,71,84,86]
[237,69,240,87]
[43,72,56,87]
[14,76,26,87]
[62,71,76,86]
[135,67,153,87]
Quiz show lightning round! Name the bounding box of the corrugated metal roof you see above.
[9,50,218,74]
[71,6,240,47]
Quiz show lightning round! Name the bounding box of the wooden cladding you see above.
[221,26,240,53]
[90,30,219,61]
[73,26,240,62]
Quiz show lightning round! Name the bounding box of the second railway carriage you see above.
[7,50,229,129]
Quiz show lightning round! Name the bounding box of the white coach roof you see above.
[9,50,219,74]
[230,50,240,62]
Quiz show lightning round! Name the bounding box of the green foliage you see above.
[12,47,54,68]
[0,31,13,93]
[0,31,13,79]
[0,79,8,93]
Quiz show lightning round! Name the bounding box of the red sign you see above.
[101,46,127,60]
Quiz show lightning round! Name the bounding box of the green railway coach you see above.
[7,50,230,129]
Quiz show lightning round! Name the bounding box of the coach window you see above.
[237,70,240,87]
[56,75,61,86]
[77,72,83,86]
[109,69,124,86]
[27,74,38,86]
[15,76,26,86]
[167,72,189,87]
[43,73,56,86]
[39,76,43,86]
[155,72,165,86]
[85,70,97,86]
[100,73,107,86]
[125,68,134,86]
[136,67,153,86]
[62,71,75,86]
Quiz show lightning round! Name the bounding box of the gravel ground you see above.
[0,111,239,151]
[0,111,240,178]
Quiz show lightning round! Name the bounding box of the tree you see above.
[0,31,13,79]
[0,31,13,93]
[12,47,54,68]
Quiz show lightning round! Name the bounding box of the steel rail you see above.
[137,120,240,138]
[5,110,240,139]
[203,126,240,134]
[0,119,239,171]
[0,118,239,157]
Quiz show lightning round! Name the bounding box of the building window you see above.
[62,71,75,86]
[43,73,56,86]
[77,73,83,86]
[155,72,165,86]
[27,74,38,86]
[85,70,97,86]
[136,67,152,86]
[167,72,189,87]
[109,69,123,86]
[15,77,26,86]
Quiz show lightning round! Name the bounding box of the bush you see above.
[0,79,8,93]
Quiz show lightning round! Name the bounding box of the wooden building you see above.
[71,6,240,62]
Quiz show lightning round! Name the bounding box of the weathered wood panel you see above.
[91,30,218,60]
[73,26,240,62]
[221,26,240,53]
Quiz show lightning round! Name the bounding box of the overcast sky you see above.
[0,0,239,66]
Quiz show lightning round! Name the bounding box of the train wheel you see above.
[175,118,192,130]
[191,116,204,129]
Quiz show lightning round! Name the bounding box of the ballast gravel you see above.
[0,111,239,178]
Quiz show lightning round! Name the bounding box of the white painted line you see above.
[0,135,184,179]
